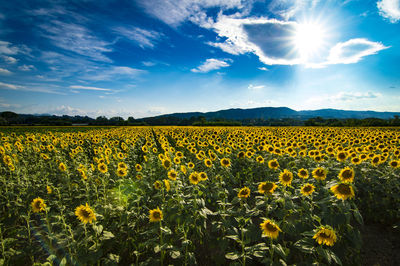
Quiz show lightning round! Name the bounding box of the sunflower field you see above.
[0,126,399,265]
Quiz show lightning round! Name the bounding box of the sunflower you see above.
[181,165,187,174]
[118,162,127,169]
[187,162,195,169]
[75,203,96,224]
[173,157,181,164]
[338,167,354,183]
[167,169,178,180]
[256,156,264,164]
[279,169,293,186]
[258,181,277,194]
[237,151,245,159]
[149,207,163,222]
[204,158,213,168]
[268,159,279,169]
[135,164,142,172]
[260,219,281,239]
[238,187,251,198]
[189,172,200,185]
[300,183,315,196]
[220,158,231,168]
[59,162,67,172]
[297,168,309,179]
[313,226,337,246]
[330,183,355,200]
[351,157,361,165]
[136,174,143,180]
[199,172,208,181]
[153,180,163,190]
[46,185,52,194]
[389,160,399,168]
[31,197,47,213]
[336,151,347,162]
[371,155,381,166]
[162,159,172,169]
[117,168,127,177]
[312,167,327,181]
[163,179,171,191]
[98,163,108,173]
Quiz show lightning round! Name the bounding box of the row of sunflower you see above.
[0,126,399,265]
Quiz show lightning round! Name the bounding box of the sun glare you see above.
[294,22,325,60]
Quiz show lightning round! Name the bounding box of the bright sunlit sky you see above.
[0,0,399,118]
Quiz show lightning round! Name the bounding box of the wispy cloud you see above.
[38,21,112,62]
[2,55,17,64]
[0,82,20,90]
[82,66,146,81]
[18,64,36,71]
[0,68,12,75]
[327,38,389,64]
[191,58,231,73]
[258,67,269,71]
[248,84,265,91]
[307,91,382,104]
[0,41,19,55]
[377,0,400,23]
[114,27,164,49]
[69,85,112,91]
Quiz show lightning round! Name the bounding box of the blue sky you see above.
[0,0,399,118]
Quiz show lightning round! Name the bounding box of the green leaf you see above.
[170,250,181,259]
[327,249,342,265]
[225,252,241,260]
[101,231,115,240]
[225,235,240,241]
[353,209,363,225]
[273,243,287,258]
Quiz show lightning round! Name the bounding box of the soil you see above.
[360,223,400,266]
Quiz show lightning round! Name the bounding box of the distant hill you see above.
[148,107,400,120]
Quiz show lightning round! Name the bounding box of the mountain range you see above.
[147,107,400,120]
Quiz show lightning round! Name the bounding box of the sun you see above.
[294,22,325,60]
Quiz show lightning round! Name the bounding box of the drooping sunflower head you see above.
[168,169,178,180]
[256,156,264,164]
[279,169,293,186]
[258,181,277,194]
[300,183,315,196]
[46,185,52,194]
[98,163,108,173]
[180,165,187,174]
[237,151,245,159]
[75,203,96,224]
[313,226,337,246]
[238,186,251,198]
[312,167,327,181]
[338,167,354,183]
[268,159,279,169]
[297,168,309,179]
[260,219,281,239]
[31,197,47,213]
[189,172,200,185]
[220,158,231,168]
[149,207,163,223]
[163,179,171,191]
[330,183,355,200]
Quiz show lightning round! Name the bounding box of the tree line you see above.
[1,111,400,127]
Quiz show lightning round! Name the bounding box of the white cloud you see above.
[2,55,17,64]
[191,58,231,73]
[248,84,265,91]
[114,27,164,49]
[0,82,19,90]
[18,64,36,71]
[39,21,112,62]
[142,61,157,67]
[0,41,19,55]
[0,68,12,75]
[208,16,301,65]
[307,91,382,104]
[327,38,389,64]
[82,66,146,81]
[258,67,268,71]
[137,0,246,27]
[377,0,400,23]
[69,85,112,91]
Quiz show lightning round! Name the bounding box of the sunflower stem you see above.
[159,221,164,266]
